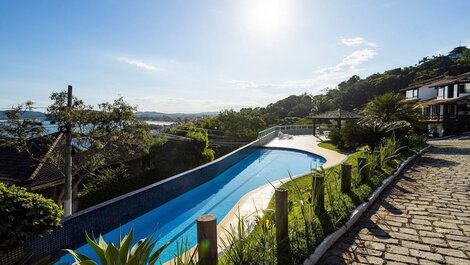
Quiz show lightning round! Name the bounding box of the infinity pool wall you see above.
[24,131,278,262]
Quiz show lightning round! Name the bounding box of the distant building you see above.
[0,132,144,210]
[0,133,66,203]
[448,46,467,60]
[401,72,470,136]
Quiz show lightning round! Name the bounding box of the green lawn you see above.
[317,141,358,154]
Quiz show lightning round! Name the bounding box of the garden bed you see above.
[219,136,429,265]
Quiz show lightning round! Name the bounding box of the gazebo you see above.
[309,109,362,136]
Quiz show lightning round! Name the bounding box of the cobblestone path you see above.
[319,137,470,265]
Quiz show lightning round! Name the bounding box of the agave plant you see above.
[66,228,170,265]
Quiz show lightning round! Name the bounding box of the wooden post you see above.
[197,214,218,265]
[340,163,352,193]
[64,85,73,216]
[312,119,316,136]
[313,174,325,215]
[357,157,367,184]
[275,188,288,243]
[275,187,290,263]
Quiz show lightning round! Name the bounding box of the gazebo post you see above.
[313,118,316,136]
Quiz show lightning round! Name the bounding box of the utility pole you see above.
[64,85,73,216]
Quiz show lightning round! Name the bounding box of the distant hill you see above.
[0,111,47,120]
[135,111,219,121]
[0,110,218,122]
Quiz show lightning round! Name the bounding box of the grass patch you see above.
[317,141,358,154]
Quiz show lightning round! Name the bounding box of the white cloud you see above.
[227,48,377,93]
[118,48,378,112]
[341,37,377,47]
[116,57,160,71]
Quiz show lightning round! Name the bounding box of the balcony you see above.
[421,112,470,122]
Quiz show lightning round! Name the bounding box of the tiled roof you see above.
[0,133,62,186]
[401,72,470,91]
[0,131,144,190]
[310,109,362,119]
[449,46,467,54]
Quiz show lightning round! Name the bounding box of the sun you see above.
[243,0,294,39]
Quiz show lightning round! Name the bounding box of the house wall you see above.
[23,131,278,263]
[419,87,436,100]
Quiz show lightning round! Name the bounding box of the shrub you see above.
[399,133,427,151]
[0,183,63,252]
[78,165,131,209]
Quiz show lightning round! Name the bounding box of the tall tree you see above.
[0,91,150,213]
[310,94,334,115]
[217,108,266,139]
[0,101,46,155]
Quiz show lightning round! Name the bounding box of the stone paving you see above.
[319,137,470,265]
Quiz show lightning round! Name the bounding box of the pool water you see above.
[58,147,325,264]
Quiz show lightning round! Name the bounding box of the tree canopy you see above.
[0,92,151,208]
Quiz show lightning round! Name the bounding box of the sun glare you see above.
[243,0,294,39]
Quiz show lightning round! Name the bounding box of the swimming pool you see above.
[58,147,325,264]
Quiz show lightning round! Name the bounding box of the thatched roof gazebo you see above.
[309,109,362,136]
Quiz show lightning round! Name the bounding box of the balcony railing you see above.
[257,124,314,139]
[421,112,470,122]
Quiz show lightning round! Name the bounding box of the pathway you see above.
[319,136,470,265]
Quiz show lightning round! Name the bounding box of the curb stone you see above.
[303,145,431,265]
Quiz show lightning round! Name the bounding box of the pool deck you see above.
[217,135,348,253]
[264,135,347,169]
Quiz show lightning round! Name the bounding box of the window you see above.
[437,87,444,98]
[459,84,465,93]
[406,90,413,98]
[459,83,470,94]
[406,89,418,99]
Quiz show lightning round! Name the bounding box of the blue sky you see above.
[1,0,469,113]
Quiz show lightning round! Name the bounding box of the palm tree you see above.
[357,92,424,147]
[360,92,421,126]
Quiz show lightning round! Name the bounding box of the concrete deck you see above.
[217,135,347,252]
[264,135,347,168]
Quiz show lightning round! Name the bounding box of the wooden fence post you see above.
[357,157,368,183]
[275,187,291,263]
[275,188,288,243]
[197,214,218,265]
[313,174,325,215]
[340,163,352,193]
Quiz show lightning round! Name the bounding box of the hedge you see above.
[0,183,63,253]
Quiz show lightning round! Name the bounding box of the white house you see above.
[402,72,470,136]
